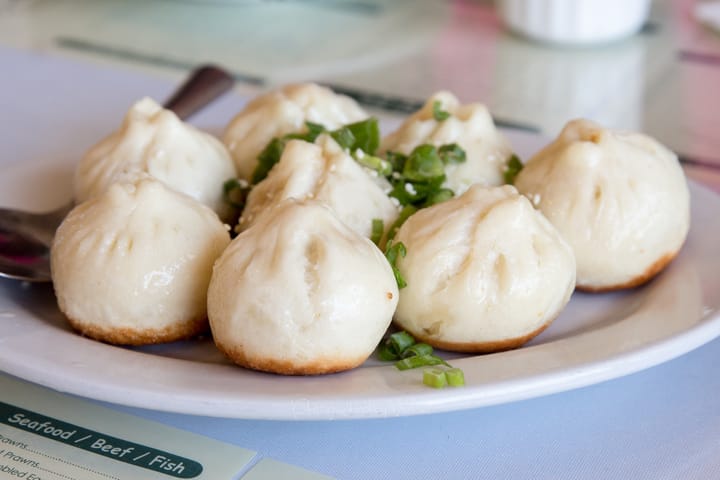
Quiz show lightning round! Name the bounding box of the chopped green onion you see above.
[343,118,380,155]
[386,151,407,173]
[222,178,251,209]
[356,153,393,176]
[385,241,406,267]
[330,118,380,156]
[432,100,451,121]
[400,342,433,358]
[378,344,399,361]
[445,368,465,387]
[330,127,355,150]
[390,263,407,290]
[378,331,416,361]
[284,121,327,142]
[387,331,415,356]
[423,187,454,207]
[252,122,330,184]
[370,218,384,245]
[389,174,449,208]
[438,143,466,164]
[375,330,466,389]
[403,144,445,182]
[389,181,418,207]
[423,368,448,389]
[251,117,382,186]
[303,121,326,141]
[386,205,417,242]
[385,241,408,289]
[385,143,460,208]
[251,137,286,184]
[223,178,241,195]
[395,353,448,370]
[503,154,524,185]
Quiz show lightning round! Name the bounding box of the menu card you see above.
[0,374,333,479]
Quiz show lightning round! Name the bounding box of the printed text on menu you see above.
[0,401,202,480]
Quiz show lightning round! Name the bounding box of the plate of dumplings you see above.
[1,84,719,420]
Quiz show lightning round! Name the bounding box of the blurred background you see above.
[1,0,719,186]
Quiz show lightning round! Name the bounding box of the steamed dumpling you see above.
[380,91,514,194]
[393,185,575,353]
[238,135,399,238]
[52,177,230,345]
[74,97,237,216]
[514,119,690,291]
[223,83,368,180]
[208,199,399,375]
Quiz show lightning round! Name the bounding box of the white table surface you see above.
[2,1,720,478]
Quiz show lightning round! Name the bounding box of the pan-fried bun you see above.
[52,177,230,344]
[237,135,398,239]
[223,83,368,181]
[74,98,236,217]
[208,199,398,375]
[393,185,575,353]
[380,91,514,194]
[514,119,690,291]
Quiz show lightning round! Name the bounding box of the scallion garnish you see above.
[343,117,380,155]
[378,345,399,361]
[251,121,331,184]
[432,100,451,121]
[385,241,407,289]
[378,331,415,360]
[388,331,415,357]
[445,368,465,387]
[251,137,286,184]
[423,368,464,388]
[328,118,380,156]
[423,188,454,207]
[303,121,326,140]
[384,143,463,209]
[400,342,433,358]
[370,218,384,246]
[330,127,355,150]
[395,353,449,370]
[386,205,417,242]
[356,152,393,176]
[386,151,407,172]
[438,143,466,164]
[402,144,445,182]
[503,154,523,185]
[376,330,465,389]
[222,178,251,209]
[423,368,448,389]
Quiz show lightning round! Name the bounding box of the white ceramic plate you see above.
[2,129,720,420]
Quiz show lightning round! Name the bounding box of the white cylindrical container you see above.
[497,0,652,45]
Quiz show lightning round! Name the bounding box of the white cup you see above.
[497,0,652,46]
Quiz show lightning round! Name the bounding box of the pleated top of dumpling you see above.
[238,134,399,239]
[223,83,369,181]
[381,91,514,194]
[514,118,690,290]
[74,97,236,216]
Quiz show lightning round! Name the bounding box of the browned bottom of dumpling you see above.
[576,250,678,293]
[400,316,554,354]
[215,340,368,375]
[65,315,208,346]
